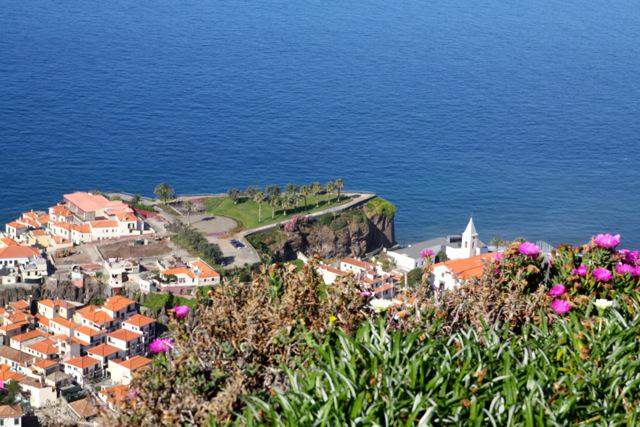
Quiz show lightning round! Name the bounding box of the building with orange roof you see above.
[106,329,144,356]
[87,343,125,368]
[122,314,157,345]
[98,384,129,410]
[37,299,76,320]
[316,263,347,285]
[159,258,221,294]
[9,300,30,312]
[108,355,152,385]
[4,221,29,240]
[0,321,30,342]
[0,237,18,249]
[101,295,137,321]
[73,325,106,347]
[31,358,60,376]
[430,253,494,291]
[49,316,77,337]
[340,257,375,275]
[25,338,58,359]
[10,329,47,351]
[0,404,22,425]
[63,355,102,385]
[0,346,37,374]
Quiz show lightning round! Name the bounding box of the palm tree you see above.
[265,185,280,200]
[269,194,280,219]
[326,181,335,202]
[227,188,241,204]
[183,200,194,225]
[280,194,290,216]
[310,182,322,207]
[254,191,266,223]
[300,185,310,209]
[335,179,344,201]
[154,183,175,204]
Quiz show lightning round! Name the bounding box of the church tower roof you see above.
[463,217,478,237]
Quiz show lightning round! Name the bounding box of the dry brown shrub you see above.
[114,260,368,426]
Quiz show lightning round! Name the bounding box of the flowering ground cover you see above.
[113,233,640,426]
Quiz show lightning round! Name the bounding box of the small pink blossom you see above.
[0,380,4,390]
[174,305,190,319]
[571,265,588,277]
[127,388,140,399]
[634,267,640,277]
[149,338,174,354]
[548,284,566,298]
[615,263,634,275]
[550,299,572,315]
[593,267,612,282]
[420,248,434,259]
[518,242,540,257]
[360,291,373,298]
[592,233,621,249]
[493,252,503,261]
[619,249,640,265]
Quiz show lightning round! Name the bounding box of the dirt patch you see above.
[98,238,172,259]
[52,248,93,266]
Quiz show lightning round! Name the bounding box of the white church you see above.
[384,218,488,271]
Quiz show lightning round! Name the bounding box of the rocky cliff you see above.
[249,199,396,262]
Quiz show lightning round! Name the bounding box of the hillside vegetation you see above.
[115,233,640,426]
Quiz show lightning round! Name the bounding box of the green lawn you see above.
[204,194,351,229]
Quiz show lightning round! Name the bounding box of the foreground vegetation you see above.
[114,233,640,426]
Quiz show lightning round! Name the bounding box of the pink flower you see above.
[593,267,612,282]
[550,299,572,315]
[615,263,634,275]
[149,338,174,354]
[360,291,373,298]
[518,242,540,257]
[634,267,640,277]
[493,252,503,261]
[127,388,140,399]
[571,265,588,277]
[619,249,640,265]
[548,284,566,298]
[592,233,621,249]
[420,249,434,259]
[174,305,190,319]
[0,380,4,390]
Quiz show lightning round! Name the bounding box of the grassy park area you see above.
[203,193,351,229]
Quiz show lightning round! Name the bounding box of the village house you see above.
[316,264,346,285]
[37,299,76,320]
[106,329,144,357]
[100,295,138,323]
[339,257,376,276]
[0,346,37,374]
[77,309,115,332]
[17,377,57,409]
[10,330,47,352]
[87,343,125,371]
[122,314,156,347]
[98,384,129,411]
[63,355,102,386]
[430,253,494,291]
[159,258,221,294]
[67,396,98,422]
[0,405,22,427]
[49,317,77,337]
[385,218,488,272]
[103,258,140,290]
[107,355,152,385]
[24,338,58,360]
[0,245,47,285]
[73,326,106,349]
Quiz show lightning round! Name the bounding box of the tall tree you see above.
[311,182,323,207]
[326,181,335,201]
[183,200,194,225]
[154,183,175,204]
[300,185,310,209]
[254,191,266,223]
[270,194,280,219]
[335,179,344,200]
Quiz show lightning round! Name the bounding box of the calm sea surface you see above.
[1,0,640,247]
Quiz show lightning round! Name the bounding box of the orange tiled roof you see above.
[318,264,346,276]
[33,359,58,369]
[161,266,196,279]
[5,221,27,229]
[64,192,111,213]
[190,259,220,278]
[37,214,50,224]
[0,404,23,418]
[50,204,73,217]
[10,299,30,311]
[107,329,142,342]
[0,237,18,247]
[82,310,113,324]
[11,329,46,343]
[116,212,138,222]
[88,343,121,357]
[342,257,374,270]
[50,316,77,330]
[39,299,75,309]
[0,245,40,259]
[111,355,151,371]
[0,321,28,333]
[123,314,155,328]
[75,325,105,338]
[100,384,129,407]
[90,220,119,229]
[64,355,100,369]
[432,253,494,280]
[103,295,135,312]
[76,305,99,316]
[27,338,58,355]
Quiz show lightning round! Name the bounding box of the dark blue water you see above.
[2,0,640,247]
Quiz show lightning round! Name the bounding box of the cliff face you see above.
[252,208,395,262]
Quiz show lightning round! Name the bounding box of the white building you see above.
[107,356,152,385]
[430,253,493,291]
[445,218,487,260]
[0,405,22,427]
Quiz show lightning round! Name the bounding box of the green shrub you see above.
[365,197,397,218]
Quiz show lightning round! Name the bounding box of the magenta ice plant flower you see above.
[420,248,434,259]
[571,265,588,277]
[493,252,503,261]
[518,242,541,257]
[548,284,566,298]
[0,380,4,390]
[149,338,174,354]
[550,299,572,315]
[360,291,373,298]
[174,305,190,319]
[634,267,640,277]
[615,263,634,275]
[592,233,621,249]
[593,267,612,282]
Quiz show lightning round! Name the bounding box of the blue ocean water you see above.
[1,0,640,247]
